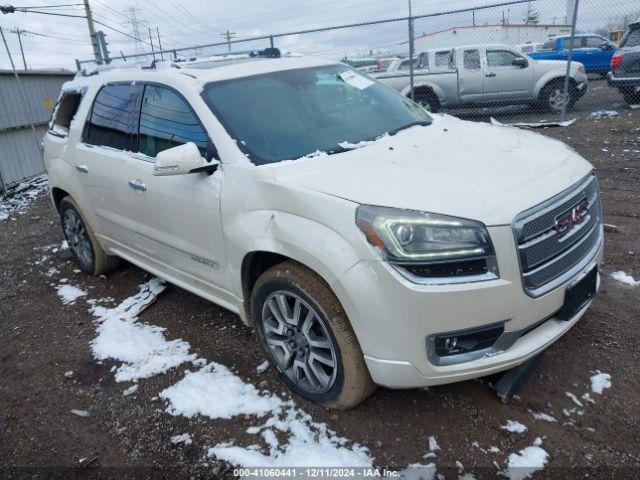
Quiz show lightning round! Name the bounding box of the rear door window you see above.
[398,59,418,71]
[463,49,481,70]
[543,39,556,50]
[562,37,583,49]
[138,84,208,158]
[435,50,452,68]
[584,36,606,48]
[83,84,140,151]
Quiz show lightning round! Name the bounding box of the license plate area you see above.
[556,267,597,321]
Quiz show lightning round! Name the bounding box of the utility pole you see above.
[222,30,235,51]
[10,27,26,69]
[83,0,102,64]
[148,26,156,61]
[125,7,146,56]
[156,27,164,60]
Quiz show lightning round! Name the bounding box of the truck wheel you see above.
[621,87,640,106]
[251,261,375,409]
[413,90,440,113]
[59,196,120,275]
[540,81,577,113]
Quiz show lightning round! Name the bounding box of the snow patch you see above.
[565,392,584,407]
[531,412,557,423]
[501,420,527,434]
[170,433,192,445]
[0,174,48,221]
[397,463,437,480]
[589,110,618,118]
[160,363,283,419]
[89,279,199,382]
[610,271,639,287]
[122,384,138,396]
[256,360,270,373]
[209,406,372,468]
[504,438,548,480]
[590,371,611,394]
[428,435,440,453]
[56,284,87,305]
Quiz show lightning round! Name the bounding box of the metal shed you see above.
[0,69,74,191]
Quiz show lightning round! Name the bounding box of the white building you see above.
[413,24,572,51]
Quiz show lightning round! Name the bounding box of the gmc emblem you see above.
[555,199,589,238]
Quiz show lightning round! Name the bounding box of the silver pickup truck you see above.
[373,44,588,113]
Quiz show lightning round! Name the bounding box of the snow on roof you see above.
[64,55,338,92]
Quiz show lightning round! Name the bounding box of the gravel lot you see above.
[1,105,639,479]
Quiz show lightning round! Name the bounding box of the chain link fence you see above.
[78,0,640,125]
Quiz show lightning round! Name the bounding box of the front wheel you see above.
[251,261,375,409]
[540,81,577,113]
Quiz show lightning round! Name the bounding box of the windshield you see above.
[201,64,431,165]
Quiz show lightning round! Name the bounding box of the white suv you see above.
[44,50,603,409]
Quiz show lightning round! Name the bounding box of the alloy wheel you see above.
[548,88,568,111]
[63,209,93,267]
[261,291,338,395]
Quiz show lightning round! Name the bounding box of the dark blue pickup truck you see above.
[530,34,617,75]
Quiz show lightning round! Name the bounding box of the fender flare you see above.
[400,80,445,103]
[534,72,577,98]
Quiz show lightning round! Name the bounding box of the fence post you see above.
[408,16,415,101]
[561,0,580,122]
[270,35,274,48]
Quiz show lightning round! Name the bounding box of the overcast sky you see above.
[0,0,638,71]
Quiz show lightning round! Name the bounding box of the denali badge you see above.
[555,198,589,238]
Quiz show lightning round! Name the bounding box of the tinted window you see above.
[622,28,640,48]
[435,50,452,68]
[463,49,481,70]
[138,85,208,158]
[543,39,556,50]
[585,36,606,48]
[84,84,139,150]
[487,50,522,67]
[562,37,583,49]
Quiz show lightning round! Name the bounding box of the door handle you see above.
[485,72,497,78]
[128,179,147,192]
[75,164,88,173]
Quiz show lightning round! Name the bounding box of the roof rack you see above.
[75,48,282,77]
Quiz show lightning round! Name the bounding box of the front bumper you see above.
[332,225,603,389]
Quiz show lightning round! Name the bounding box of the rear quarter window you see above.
[49,91,83,138]
[622,29,640,48]
[83,84,141,151]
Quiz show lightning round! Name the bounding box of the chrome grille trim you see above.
[513,173,603,297]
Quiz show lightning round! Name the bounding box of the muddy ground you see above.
[1,105,639,479]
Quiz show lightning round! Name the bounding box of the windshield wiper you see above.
[387,120,432,136]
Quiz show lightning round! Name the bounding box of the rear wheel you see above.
[251,261,375,409]
[621,87,640,106]
[59,197,120,275]
[540,80,577,113]
[413,89,440,113]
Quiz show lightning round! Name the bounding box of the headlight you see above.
[356,205,498,281]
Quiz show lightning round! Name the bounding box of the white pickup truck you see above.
[373,44,588,112]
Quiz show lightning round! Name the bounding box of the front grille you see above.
[514,174,603,297]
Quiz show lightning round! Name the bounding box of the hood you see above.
[267,115,593,226]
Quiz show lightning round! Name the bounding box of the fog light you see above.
[433,323,504,358]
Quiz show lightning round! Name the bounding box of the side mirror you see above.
[153,142,216,176]
[513,57,528,68]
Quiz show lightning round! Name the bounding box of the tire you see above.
[251,261,375,409]
[540,80,577,113]
[620,87,640,106]
[59,196,120,275]
[413,89,440,113]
